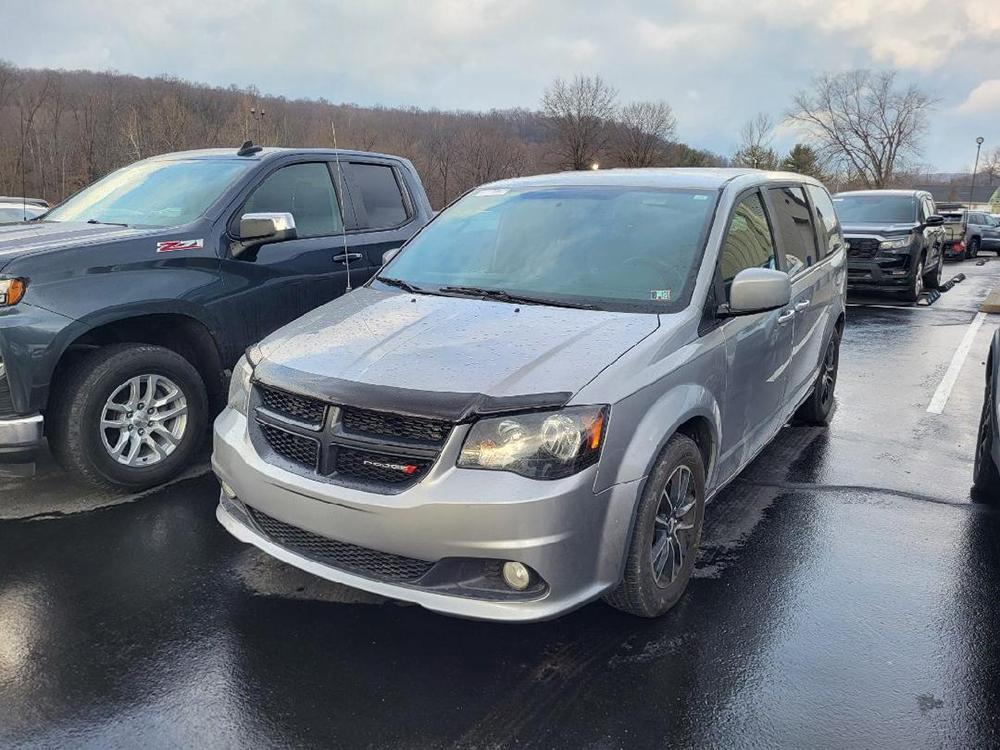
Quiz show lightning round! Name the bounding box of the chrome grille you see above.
[246,505,434,582]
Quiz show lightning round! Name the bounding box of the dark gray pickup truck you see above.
[0,144,432,489]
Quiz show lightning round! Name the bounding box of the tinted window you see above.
[381,186,718,312]
[969,213,985,225]
[242,163,342,239]
[44,158,253,227]
[768,186,819,272]
[347,163,409,229]
[719,192,776,298]
[806,184,840,260]
[832,194,917,224]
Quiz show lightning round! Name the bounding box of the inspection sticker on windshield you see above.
[156,239,204,253]
[474,188,509,197]
[650,290,672,301]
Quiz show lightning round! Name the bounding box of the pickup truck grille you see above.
[250,383,453,493]
[0,377,13,417]
[245,505,434,583]
[846,237,879,259]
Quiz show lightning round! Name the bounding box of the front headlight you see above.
[0,278,26,306]
[878,237,912,252]
[457,405,607,479]
[227,355,253,416]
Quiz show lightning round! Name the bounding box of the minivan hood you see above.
[256,287,659,404]
[0,221,156,269]
[841,221,919,236]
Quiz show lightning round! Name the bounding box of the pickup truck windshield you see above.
[832,195,917,224]
[44,159,254,227]
[380,185,717,312]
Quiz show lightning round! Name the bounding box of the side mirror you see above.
[925,214,944,227]
[232,212,297,258]
[724,268,791,316]
[382,247,401,266]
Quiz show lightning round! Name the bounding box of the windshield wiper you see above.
[86,218,129,227]
[375,276,427,294]
[437,285,597,310]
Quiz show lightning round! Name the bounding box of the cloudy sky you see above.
[5,0,999,171]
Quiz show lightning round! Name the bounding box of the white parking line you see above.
[927,311,988,414]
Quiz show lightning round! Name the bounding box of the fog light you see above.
[220,481,237,500]
[502,561,531,591]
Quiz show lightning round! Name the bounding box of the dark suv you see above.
[833,189,945,302]
[0,145,432,488]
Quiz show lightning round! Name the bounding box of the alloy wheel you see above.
[975,375,994,481]
[100,373,188,466]
[912,262,924,299]
[651,465,698,586]
[819,337,838,409]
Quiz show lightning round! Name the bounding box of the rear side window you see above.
[346,163,409,230]
[719,191,777,298]
[806,184,840,260]
[242,162,343,238]
[767,186,819,273]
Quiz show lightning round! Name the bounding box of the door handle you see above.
[333,252,363,263]
[795,300,810,311]
[777,310,795,324]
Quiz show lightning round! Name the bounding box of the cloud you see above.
[957,80,1000,114]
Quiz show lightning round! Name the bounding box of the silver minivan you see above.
[213,169,847,622]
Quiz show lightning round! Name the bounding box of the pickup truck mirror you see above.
[722,268,791,317]
[382,247,401,266]
[232,212,297,259]
[925,214,944,227]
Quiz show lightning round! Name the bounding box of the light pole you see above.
[250,107,266,143]
[969,136,985,211]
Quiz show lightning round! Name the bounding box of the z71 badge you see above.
[156,239,204,253]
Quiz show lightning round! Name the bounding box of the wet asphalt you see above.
[2,259,999,749]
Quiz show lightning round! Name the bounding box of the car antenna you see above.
[237,140,263,157]
[330,120,352,291]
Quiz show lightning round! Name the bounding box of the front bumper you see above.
[846,257,916,289]
[212,407,641,622]
[0,413,43,463]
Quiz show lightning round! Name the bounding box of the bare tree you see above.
[614,100,675,167]
[541,75,618,170]
[981,146,1000,186]
[788,70,934,188]
[732,113,778,170]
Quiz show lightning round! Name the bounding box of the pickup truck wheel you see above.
[48,344,208,491]
[794,328,841,426]
[967,238,980,259]
[902,259,924,303]
[972,366,1000,503]
[604,434,705,618]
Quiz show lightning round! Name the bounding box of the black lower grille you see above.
[258,385,326,426]
[246,506,434,582]
[0,377,12,416]
[847,237,879,259]
[335,446,432,485]
[342,406,451,445]
[258,421,320,469]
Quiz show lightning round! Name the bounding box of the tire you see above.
[604,434,706,618]
[923,254,943,290]
[795,327,841,426]
[972,361,1000,503]
[48,344,208,491]
[902,258,924,303]
[967,238,980,259]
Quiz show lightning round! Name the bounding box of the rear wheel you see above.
[923,254,943,290]
[49,344,208,491]
[795,327,841,425]
[604,434,706,618]
[972,359,1000,503]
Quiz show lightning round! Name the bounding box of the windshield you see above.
[832,194,917,224]
[379,185,718,312]
[44,159,254,227]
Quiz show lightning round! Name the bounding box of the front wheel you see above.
[972,363,1000,503]
[48,344,208,491]
[902,259,924,303]
[604,434,706,618]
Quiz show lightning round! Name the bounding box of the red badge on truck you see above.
[156,239,204,253]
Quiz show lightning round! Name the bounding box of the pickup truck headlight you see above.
[227,355,254,416]
[878,237,912,252]
[0,278,26,306]
[457,405,607,479]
